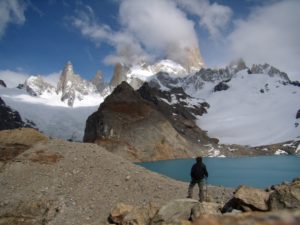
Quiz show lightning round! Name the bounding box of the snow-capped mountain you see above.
[110,59,189,89]
[21,61,108,107]
[148,61,299,147]
[0,59,299,149]
[25,76,56,96]
[56,61,106,107]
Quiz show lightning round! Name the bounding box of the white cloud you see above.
[0,70,29,87]
[0,70,61,88]
[0,0,26,38]
[119,0,199,54]
[228,0,300,80]
[175,0,233,38]
[42,71,61,86]
[71,0,232,66]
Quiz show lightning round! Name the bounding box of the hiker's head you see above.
[196,156,202,163]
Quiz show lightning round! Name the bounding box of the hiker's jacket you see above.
[191,162,208,180]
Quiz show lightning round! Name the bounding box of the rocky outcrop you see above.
[25,75,55,96]
[0,97,35,131]
[84,82,194,162]
[296,109,300,119]
[0,80,6,87]
[213,81,230,92]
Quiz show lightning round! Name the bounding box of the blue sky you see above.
[0,0,299,86]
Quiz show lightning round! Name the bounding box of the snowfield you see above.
[194,71,300,146]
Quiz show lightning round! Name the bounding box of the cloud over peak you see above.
[71,0,232,66]
[228,0,300,79]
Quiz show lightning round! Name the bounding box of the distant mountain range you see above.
[0,59,299,158]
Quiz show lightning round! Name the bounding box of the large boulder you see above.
[268,178,300,210]
[223,185,269,212]
[151,199,199,225]
[83,82,194,162]
[109,202,159,225]
[190,202,222,221]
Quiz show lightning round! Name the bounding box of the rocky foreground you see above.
[0,128,299,225]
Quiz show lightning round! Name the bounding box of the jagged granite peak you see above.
[0,97,35,130]
[83,81,195,162]
[184,46,205,73]
[250,63,290,81]
[56,61,98,107]
[25,76,55,96]
[110,63,129,88]
[91,70,106,92]
[0,80,7,88]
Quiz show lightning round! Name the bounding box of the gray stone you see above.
[151,199,198,225]
[190,202,222,221]
[269,178,300,210]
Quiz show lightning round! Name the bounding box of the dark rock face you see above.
[84,82,194,162]
[0,97,35,130]
[290,80,300,87]
[213,82,230,92]
[296,109,300,119]
[138,83,217,145]
[0,80,6,87]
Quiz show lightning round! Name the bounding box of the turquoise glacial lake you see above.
[137,156,300,188]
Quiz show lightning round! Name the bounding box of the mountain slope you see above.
[195,71,300,146]
[84,82,194,162]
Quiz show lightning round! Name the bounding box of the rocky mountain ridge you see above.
[21,61,108,107]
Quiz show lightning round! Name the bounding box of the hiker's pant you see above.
[188,179,205,202]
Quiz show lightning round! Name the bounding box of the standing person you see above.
[187,156,208,202]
